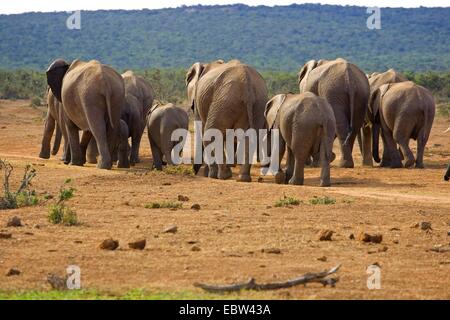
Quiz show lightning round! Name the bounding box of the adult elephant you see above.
[359,69,408,166]
[370,81,435,168]
[39,88,67,161]
[46,59,127,169]
[186,59,268,182]
[298,58,370,168]
[121,71,154,164]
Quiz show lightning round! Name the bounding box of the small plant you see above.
[48,179,79,226]
[309,196,336,205]
[145,201,183,209]
[275,195,301,207]
[163,166,194,176]
[0,160,37,210]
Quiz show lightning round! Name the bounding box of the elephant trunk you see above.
[444,163,450,181]
[372,123,381,163]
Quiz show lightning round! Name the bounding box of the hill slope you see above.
[0,4,449,72]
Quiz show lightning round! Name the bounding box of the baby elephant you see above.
[147,103,189,170]
[265,92,336,187]
[370,81,435,168]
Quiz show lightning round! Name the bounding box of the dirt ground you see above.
[0,99,449,300]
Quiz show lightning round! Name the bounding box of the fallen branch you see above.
[194,265,341,293]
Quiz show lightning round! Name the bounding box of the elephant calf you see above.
[371,81,435,168]
[265,92,336,187]
[146,103,189,170]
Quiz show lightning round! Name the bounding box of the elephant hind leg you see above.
[238,136,252,183]
[65,119,84,167]
[335,117,354,168]
[394,136,414,168]
[415,127,430,169]
[39,114,56,159]
[51,125,62,156]
[149,135,163,171]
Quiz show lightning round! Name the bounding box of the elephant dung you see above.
[317,230,334,241]
[359,232,383,244]
[420,222,432,231]
[178,195,190,202]
[128,239,146,250]
[6,216,22,227]
[99,238,119,250]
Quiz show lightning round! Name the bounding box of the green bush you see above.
[309,196,336,205]
[275,195,301,207]
[48,204,79,226]
[145,201,183,209]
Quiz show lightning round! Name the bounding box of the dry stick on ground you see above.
[194,265,341,293]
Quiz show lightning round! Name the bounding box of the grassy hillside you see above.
[0,4,449,72]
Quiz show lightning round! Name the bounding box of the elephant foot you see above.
[362,159,373,167]
[390,161,403,169]
[208,166,218,179]
[218,167,232,180]
[274,171,286,184]
[415,162,425,169]
[444,175,449,181]
[289,177,304,186]
[320,179,331,187]
[51,149,58,156]
[118,160,130,169]
[237,174,252,183]
[39,151,50,160]
[404,159,415,168]
[70,161,84,167]
[97,160,112,170]
[339,159,354,168]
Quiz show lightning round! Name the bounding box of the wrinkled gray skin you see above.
[298,58,369,168]
[265,92,336,187]
[186,60,268,182]
[445,127,450,181]
[46,59,128,169]
[39,89,66,161]
[370,81,435,168]
[146,103,189,170]
[122,71,155,164]
[358,69,408,166]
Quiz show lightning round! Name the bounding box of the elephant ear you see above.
[297,60,318,89]
[369,84,391,123]
[46,59,70,102]
[265,94,286,130]
[185,62,204,87]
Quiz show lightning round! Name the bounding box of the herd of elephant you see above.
[40,58,450,186]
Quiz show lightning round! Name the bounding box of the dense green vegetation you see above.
[1,68,448,104]
[0,4,449,72]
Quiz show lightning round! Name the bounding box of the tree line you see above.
[1,69,448,106]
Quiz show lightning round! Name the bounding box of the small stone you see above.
[191,246,201,252]
[390,227,401,231]
[163,225,178,234]
[262,248,281,254]
[178,195,190,202]
[393,240,399,244]
[447,231,450,237]
[317,230,334,241]
[420,222,432,231]
[74,240,83,244]
[266,206,272,209]
[33,224,41,229]
[162,182,171,186]
[359,232,383,244]
[317,256,327,262]
[6,268,20,276]
[257,177,264,183]
[128,239,146,250]
[0,232,12,239]
[99,238,119,250]
[191,204,201,211]
[349,234,355,240]
[6,216,22,227]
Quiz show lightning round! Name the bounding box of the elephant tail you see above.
[104,74,120,130]
[343,68,356,147]
[51,124,62,156]
[320,119,333,164]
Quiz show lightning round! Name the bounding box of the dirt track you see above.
[0,99,449,299]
